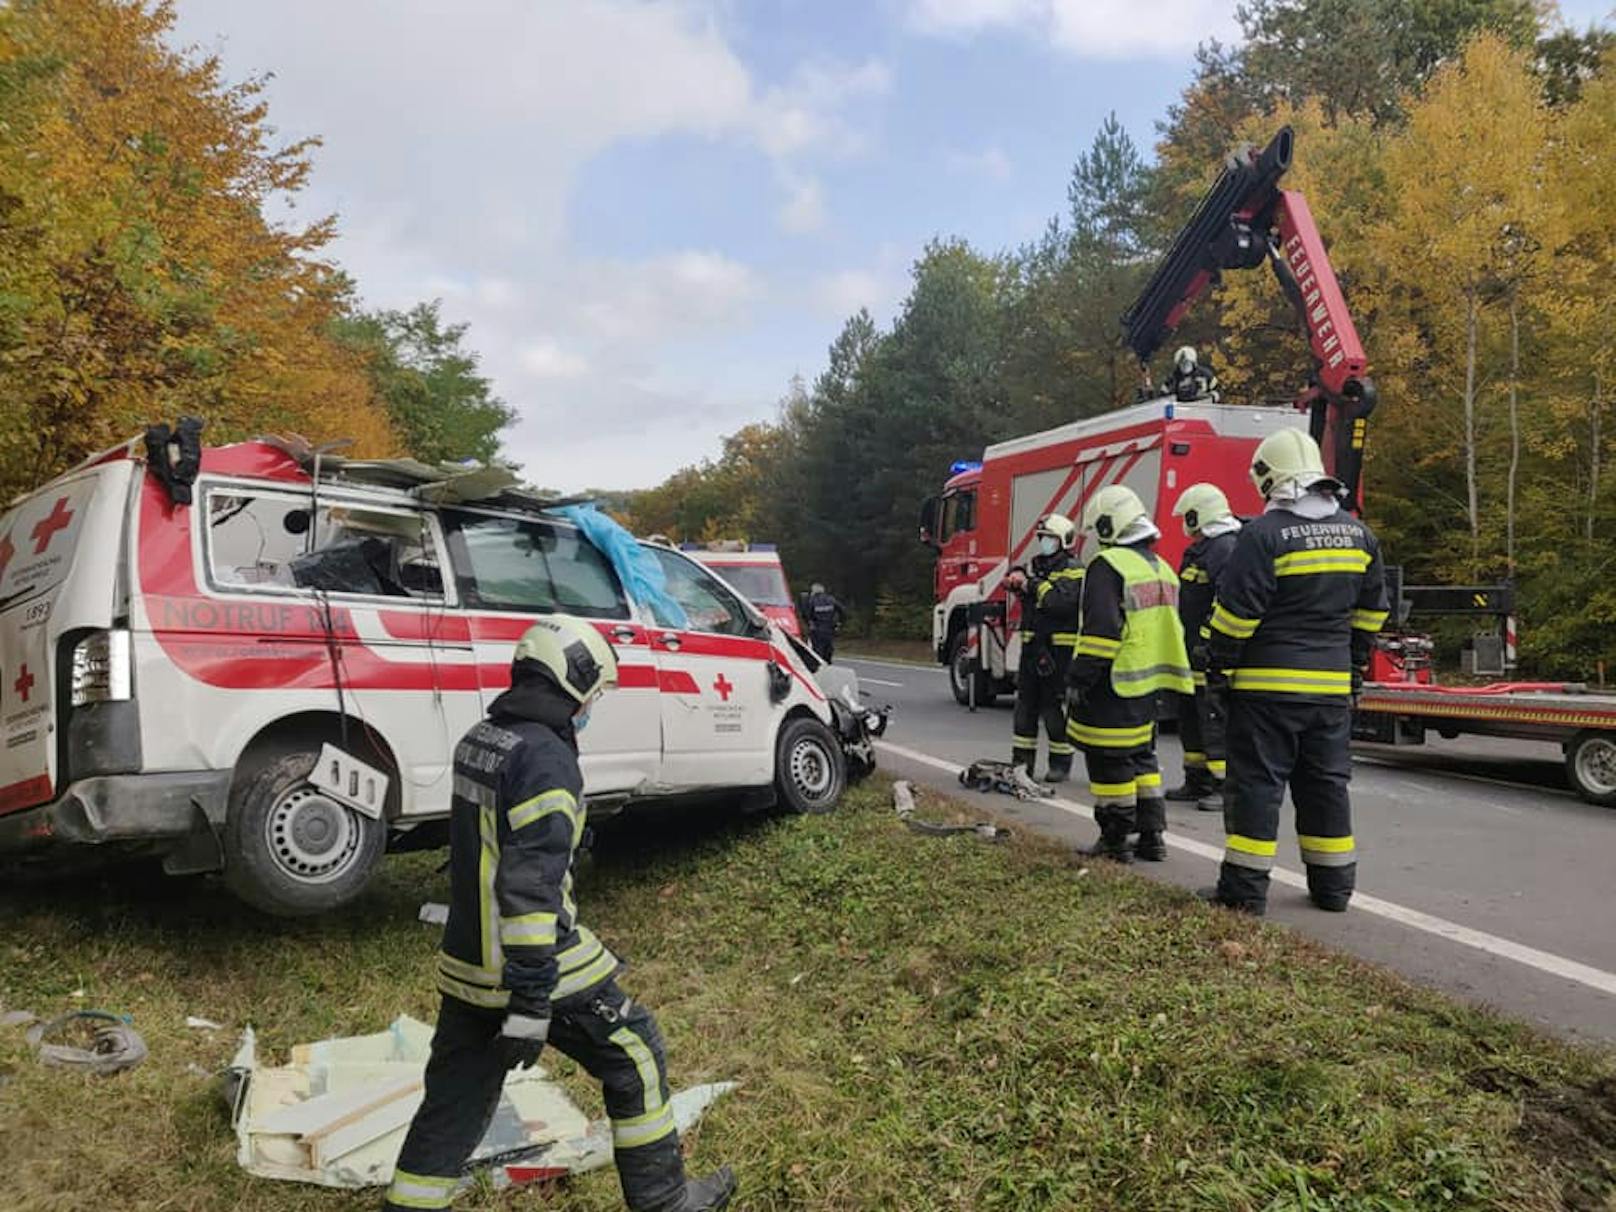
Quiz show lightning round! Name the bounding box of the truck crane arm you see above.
[1121,127,1377,511]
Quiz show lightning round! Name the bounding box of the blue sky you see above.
[170,0,1614,490]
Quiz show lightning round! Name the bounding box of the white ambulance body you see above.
[0,438,871,915]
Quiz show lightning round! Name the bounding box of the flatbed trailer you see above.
[1353,682,1616,807]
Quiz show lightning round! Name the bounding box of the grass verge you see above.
[2,779,1614,1211]
[836,639,936,666]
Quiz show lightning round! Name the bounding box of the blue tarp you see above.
[557,504,689,628]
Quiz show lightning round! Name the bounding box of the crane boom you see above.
[1121,127,1377,511]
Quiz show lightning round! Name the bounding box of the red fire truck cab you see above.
[920,397,1295,705]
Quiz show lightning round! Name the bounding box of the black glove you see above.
[1351,668,1364,700]
[1035,648,1056,678]
[500,1010,550,1071]
[1205,666,1230,695]
[1189,643,1210,672]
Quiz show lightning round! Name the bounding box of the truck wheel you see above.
[948,633,997,707]
[1566,731,1616,808]
[223,748,386,916]
[775,717,846,815]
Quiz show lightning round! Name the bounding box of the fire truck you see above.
[921,127,1616,806]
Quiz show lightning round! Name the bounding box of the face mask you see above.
[573,702,593,733]
[1037,536,1060,556]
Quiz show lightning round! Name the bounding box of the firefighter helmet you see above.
[1083,485,1149,544]
[1174,345,1198,373]
[1172,483,1232,536]
[513,615,618,705]
[1035,512,1077,550]
[1250,427,1337,500]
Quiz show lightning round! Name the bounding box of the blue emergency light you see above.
[949,460,982,476]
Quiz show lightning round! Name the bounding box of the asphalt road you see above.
[846,656,1616,1045]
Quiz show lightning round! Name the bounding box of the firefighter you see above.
[1006,513,1083,782]
[1201,429,1388,917]
[1067,485,1193,862]
[1167,483,1242,811]
[385,617,737,1212]
[805,582,845,663]
[1167,345,1219,402]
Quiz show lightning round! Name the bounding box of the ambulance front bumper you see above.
[0,771,232,855]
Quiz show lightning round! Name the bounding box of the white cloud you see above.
[777,175,828,234]
[907,0,1238,57]
[812,245,910,324]
[945,145,1013,182]
[169,0,886,489]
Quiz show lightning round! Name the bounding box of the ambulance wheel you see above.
[1566,731,1616,808]
[775,717,846,815]
[948,634,996,707]
[223,748,386,916]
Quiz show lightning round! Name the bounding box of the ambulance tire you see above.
[948,633,996,707]
[223,747,386,917]
[774,717,847,815]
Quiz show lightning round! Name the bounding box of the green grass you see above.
[835,638,936,665]
[3,780,1615,1211]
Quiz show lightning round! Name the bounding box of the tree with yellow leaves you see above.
[0,0,399,499]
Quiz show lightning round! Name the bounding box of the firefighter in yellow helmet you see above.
[1201,429,1388,917]
[387,616,736,1212]
[1066,485,1193,861]
[1168,483,1242,811]
[1005,513,1083,781]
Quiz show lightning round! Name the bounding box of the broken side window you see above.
[205,490,444,600]
[442,512,631,620]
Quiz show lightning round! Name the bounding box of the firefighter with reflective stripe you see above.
[386,617,736,1212]
[1006,513,1083,782]
[1066,485,1194,862]
[1168,483,1241,811]
[1201,429,1388,917]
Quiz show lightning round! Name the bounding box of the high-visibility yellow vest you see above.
[1094,546,1194,698]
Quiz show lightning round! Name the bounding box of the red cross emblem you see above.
[712,673,734,702]
[0,532,13,582]
[14,665,34,703]
[30,497,74,555]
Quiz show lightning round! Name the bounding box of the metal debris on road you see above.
[893,779,1011,842]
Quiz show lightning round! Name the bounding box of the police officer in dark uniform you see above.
[1067,486,1194,862]
[1202,429,1388,917]
[385,617,736,1212]
[1006,513,1083,782]
[804,582,845,663]
[1167,483,1242,811]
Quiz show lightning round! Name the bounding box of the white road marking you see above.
[844,656,945,674]
[875,739,1616,1000]
[858,676,905,688]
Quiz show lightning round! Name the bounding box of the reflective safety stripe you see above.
[479,805,500,974]
[1274,548,1372,577]
[1210,601,1259,639]
[1183,750,1207,768]
[1231,667,1353,695]
[1076,634,1123,658]
[1067,720,1154,749]
[1047,741,1075,756]
[1192,670,1209,687]
[1224,834,1278,870]
[1048,568,1084,581]
[1112,662,1193,688]
[609,1026,666,1115]
[1199,624,1212,640]
[555,950,619,999]
[1136,772,1163,792]
[612,1103,677,1150]
[509,789,578,832]
[1012,734,1037,748]
[452,774,497,808]
[1207,760,1227,778]
[1089,779,1137,805]
[436,971,510,1009]
[1036,579,1053,603]
[386,1169,459,1209]
[1351,608,1389,632]
[1299,834,1357,868]
[1050,632,1080,648]
[437,951,500,987]
[1181,566,1208,583]
[500,911,558,948]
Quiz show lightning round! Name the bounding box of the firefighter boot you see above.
[616,1135,736,1212]
[1196,781,1225,813]
[1079,804,1134,863]
[1195,886,1266,917]
[1043,753,1073,785]
[1134,795,1167,861]
[1307,861,1356,913]
[1166,770,1214,802]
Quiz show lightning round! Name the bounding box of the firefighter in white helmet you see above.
[1201,429,1388,917]
[1168,483,1242,810]
[1167,345,1219,402]
[387,616,737,1212]
[1066,486,1193,861]
[1004,512,1083,782]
